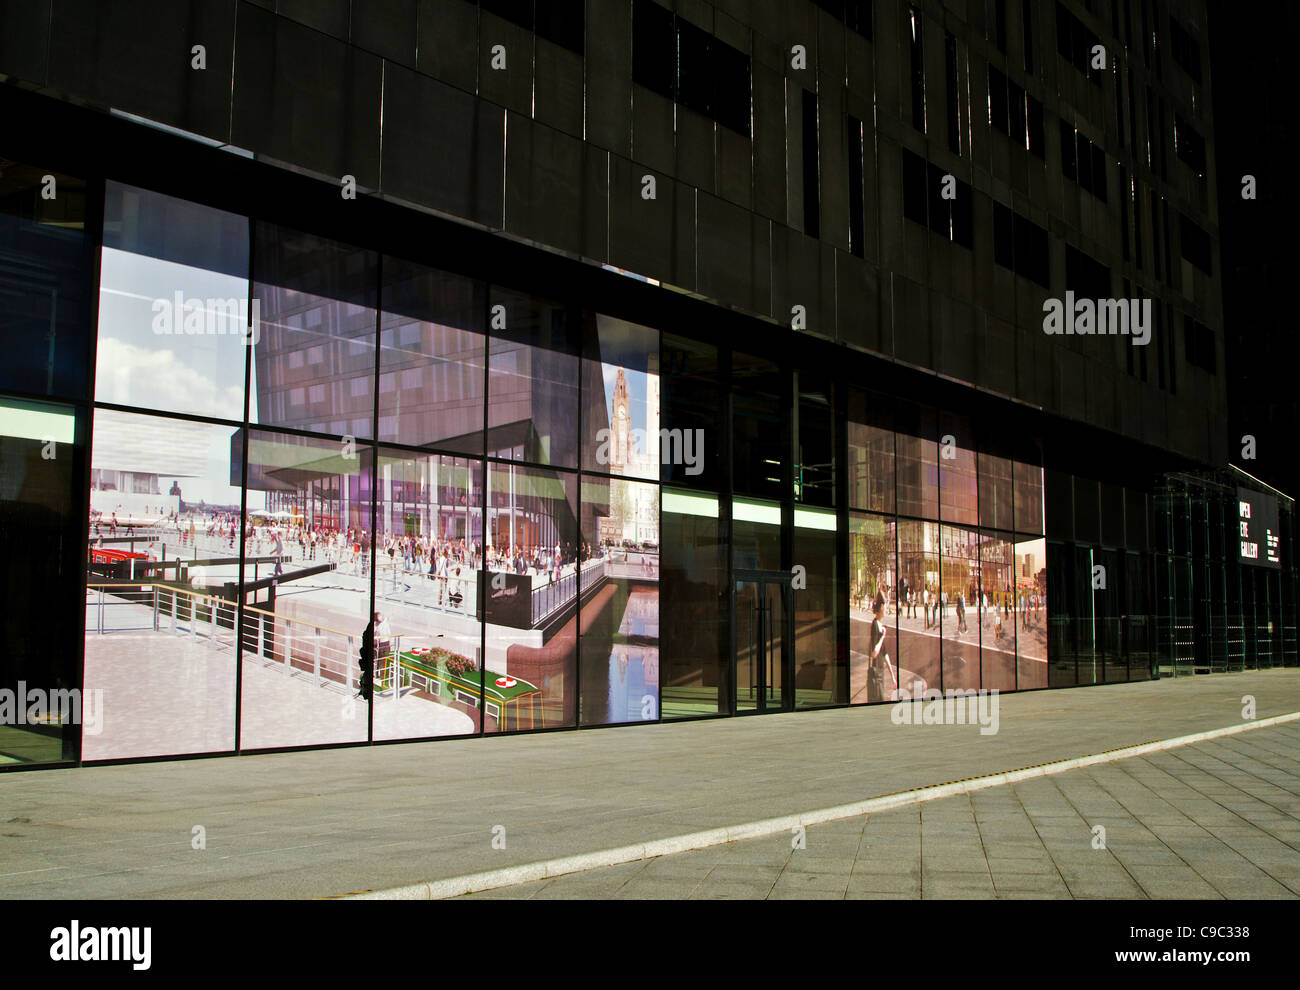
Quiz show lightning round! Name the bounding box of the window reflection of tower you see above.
[612,368,630,472]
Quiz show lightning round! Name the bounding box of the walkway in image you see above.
[0,670,1297,899]
[460,722,1300,899]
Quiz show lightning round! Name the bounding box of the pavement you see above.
[0,669,1297,899]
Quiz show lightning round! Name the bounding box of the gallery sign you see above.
[1238,488,1281,568]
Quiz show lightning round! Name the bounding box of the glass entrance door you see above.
[734,570,791,713]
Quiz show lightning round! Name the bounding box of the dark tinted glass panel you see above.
[732,352,786,502]
[534,0,584,54]
[797,374,833,508]
[661,333,721,489]
[251,225,378,439]
[902,148,929,227]
[989,67,1009,133]
[660,489,726,717]
[378,258,485,453]
[0,161,89,400]
[632,0,674,98]
[3,397,83,764]
[484,464,579,729]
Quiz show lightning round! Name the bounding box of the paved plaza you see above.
[0,669,1296,899]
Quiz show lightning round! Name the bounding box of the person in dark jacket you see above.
[357,613,377,701]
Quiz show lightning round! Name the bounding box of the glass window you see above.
[0,162,90,401]
[977,531,1017,691]
[660,489,727,717]
[251,225,378,438]
[939,413,978,526]
[661,334,722,489]
[1014,536,1049,687]
[580,477,660,725]
[487,289,580,468]
[978,451,1014,531]
[96,182,249,423]
[378,258,485,453]
[484,463,579,729]
[939,525,980,691]
[582,315,660,481]
[1014,452,1046,535]
[373,448,482,740]
[797,374,834,508]
[2,396,84,764]
[733,353,786,502]
[83,408,242,760]
[239,429,374,750]
[897,519,940,695]
[896,401,938,519]
[850,512,898,703]
[847,390,895,514]
[793,506,840,707]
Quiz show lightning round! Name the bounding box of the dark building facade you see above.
[0,0,1293,769]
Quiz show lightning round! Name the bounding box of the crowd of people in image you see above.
[853,578,1045,643]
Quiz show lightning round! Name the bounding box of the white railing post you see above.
[259,611,266,663]
[347,635,355,692]
[314,631,322,686]
[285,621,293,675]
[153,587,159,632]
[170,592,177,635]
[208,598,215,650]
[191,592,197,641]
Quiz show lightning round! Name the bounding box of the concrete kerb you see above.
[343,710,1300,900]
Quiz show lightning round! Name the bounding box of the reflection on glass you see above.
[848,396,895,514]
[940,525,980,691]
[250,225,378,438]
[97,182,249,422]
[488,288,580,468]
[939,415,978,526]
[897,402,938,519]
[373,448,483,740]
[484,463,579,729]
[660,490,727,717]
[978,452,1014,532]
[83,408,241,759]
[1014,457,1045,535]
[1014,537,1049,687]
[378,258,485,453]
[580,478,660,725]
[238,430,373,750]
[850,513,898,703]
[897,519,940,694]
[583,316,660,480]
[977,531,1017,690]
[733,353,786,501]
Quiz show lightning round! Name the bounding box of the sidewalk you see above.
[1,670,1297,899]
